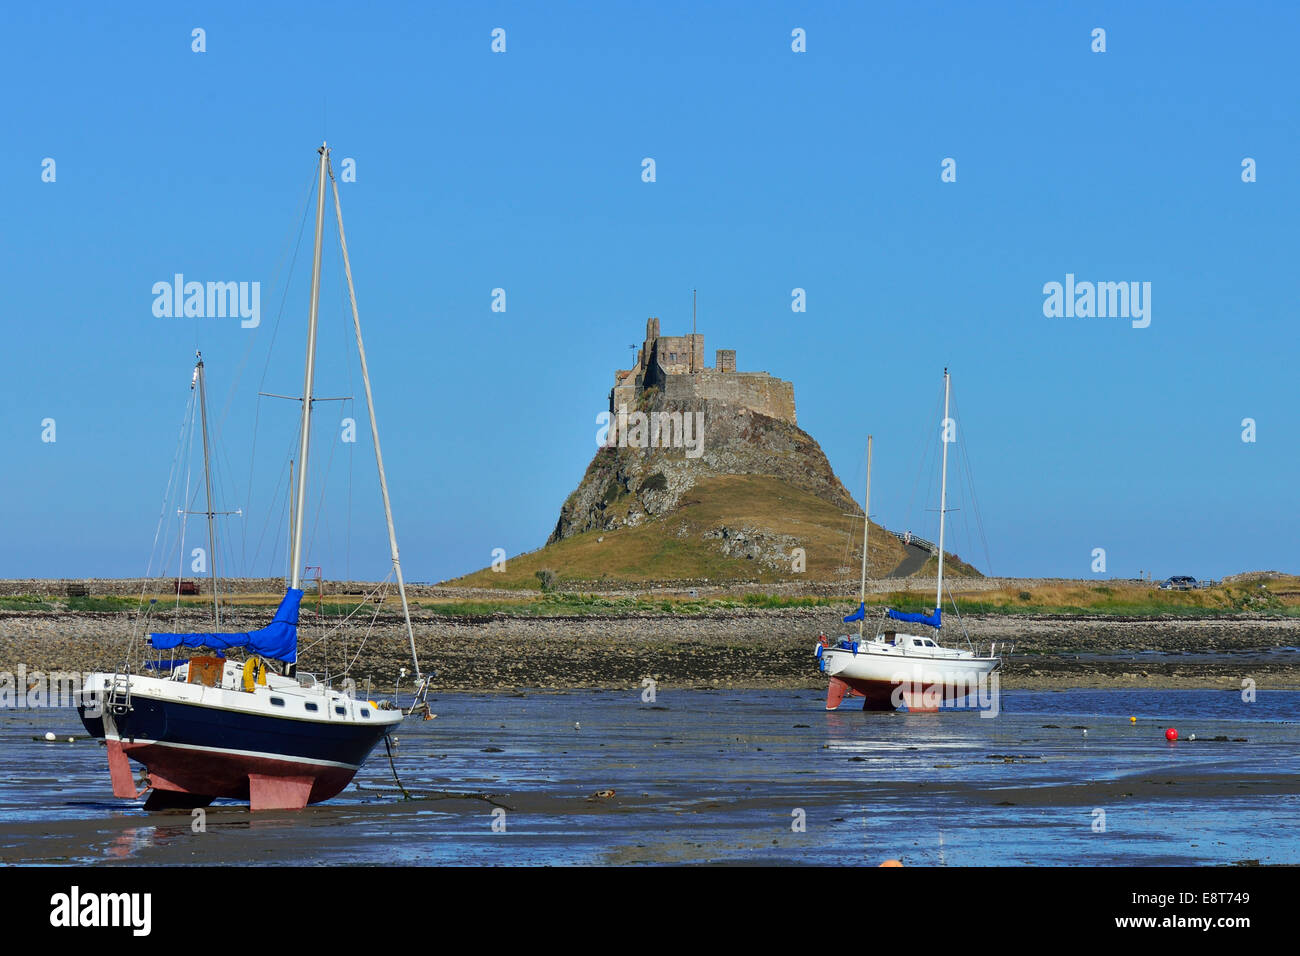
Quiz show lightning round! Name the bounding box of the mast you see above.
[194,352,220,625]
[287,457,295,581]
[289,144,330,592]
[328,158,422,682]
[936,369,950,616]
[858,435,872,637]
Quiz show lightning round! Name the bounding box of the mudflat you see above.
[4,689,1298,866]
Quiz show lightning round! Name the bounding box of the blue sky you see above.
[2,1,1296,583]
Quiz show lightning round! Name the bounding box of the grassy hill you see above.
[450,474,914,589]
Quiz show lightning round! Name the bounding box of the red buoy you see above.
[1165,727,1178,741]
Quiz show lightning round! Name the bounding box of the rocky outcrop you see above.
[701,526,801,570]
[549,395,857,543]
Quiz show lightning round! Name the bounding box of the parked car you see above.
[1159,576,1197,590]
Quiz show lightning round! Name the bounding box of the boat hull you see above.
[818,644,999,712]
[78,680,398,810]
[114,737,360,808]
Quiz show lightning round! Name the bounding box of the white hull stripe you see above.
[108,735,360,771]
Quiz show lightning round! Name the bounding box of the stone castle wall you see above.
[652,333,703,374]
[660,370,796,424]
[606,317,798,444]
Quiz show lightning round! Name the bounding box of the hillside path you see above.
[888,542,932,578]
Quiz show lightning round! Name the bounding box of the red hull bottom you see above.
[114,740,357,811]
[825,677,952,712]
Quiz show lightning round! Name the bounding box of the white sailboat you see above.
[75,143,429,810]
[816,369,1001,712]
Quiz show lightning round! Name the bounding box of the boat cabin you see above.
[876,631,941,651]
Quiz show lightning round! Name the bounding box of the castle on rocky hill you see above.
[608,318,796,440]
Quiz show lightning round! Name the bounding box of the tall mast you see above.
[936,369,950,615]
[328,159,422,681]
[194,352,220,625]
[858,435,872,637]
[287,457,295,581]
[289,143,330,591]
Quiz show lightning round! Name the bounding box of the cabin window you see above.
[335,706,346,715]
[360,709,370,719]
[270,697,285,707]
[305,702,318,712]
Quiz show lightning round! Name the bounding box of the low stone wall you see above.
[0,578,277,597]
[0,577,448,598]
[0,575,1153,601]
[538,576,1144,598]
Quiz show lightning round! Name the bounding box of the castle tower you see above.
[608,316,796,447]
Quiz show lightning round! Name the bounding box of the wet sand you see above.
[2,689,1298,866]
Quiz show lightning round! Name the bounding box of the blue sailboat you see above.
[815,370,1002,711]
[76,144,428,810]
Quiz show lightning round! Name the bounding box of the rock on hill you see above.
[451,391,928,588]
[550,395,857,543]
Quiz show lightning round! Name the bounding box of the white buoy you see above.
[1190,733,1196,741]
[574,722,581,731]
[44,731,55,741]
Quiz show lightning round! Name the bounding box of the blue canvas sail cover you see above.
[842,602,866,624]
[887,607,942,629]
[149,588,304,663]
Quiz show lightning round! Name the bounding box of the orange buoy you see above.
[879,859,903,867]
[1165,727,1178,741]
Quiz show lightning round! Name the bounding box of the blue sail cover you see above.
[842,602,866,624]
[149,588,304,663]
[887,607,942,629]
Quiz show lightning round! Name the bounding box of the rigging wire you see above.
[129,384,199,652]
[950,388,994,576]
[333,250,358,586]
[174,391,198,617]
[905,388,944,546]
[296,574,391,658]
[241,168,319,575]
[340,578,393,677]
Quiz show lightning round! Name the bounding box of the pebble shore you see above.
[2,606,1297,693]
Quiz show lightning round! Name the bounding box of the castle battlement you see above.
[608,317,796,440]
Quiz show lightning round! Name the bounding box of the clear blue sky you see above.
[2,1,1296,584]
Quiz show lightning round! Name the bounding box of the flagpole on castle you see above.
[691,288,697,372]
